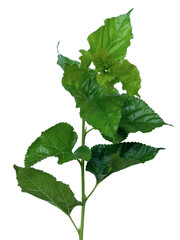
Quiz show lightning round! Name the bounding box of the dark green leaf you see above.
[25,122,78,168]
[57,54,79,70]
[102,127,128,144]
[88,9,133,61]
[74,145,91,161]
[86,143,164,182]
[14,165,81,215]
[119,95,168,133]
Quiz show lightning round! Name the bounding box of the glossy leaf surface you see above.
[25,123,78,168]
[14,165,81,215]
[86,143,163,182]
[88,9,133,61]
[119,95,167,133]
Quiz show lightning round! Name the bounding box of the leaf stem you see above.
[84,127,94,137]
[68,215,80,233]
[85,182,98,202]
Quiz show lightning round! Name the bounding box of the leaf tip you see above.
[127,8,134,15]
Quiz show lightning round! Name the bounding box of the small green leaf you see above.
[14,165,81,215]
[63,63,91,87]
[86,143,164,182]
[25,122,78,168]
[119,94,168,133]
[92,50,141,96]
[74,145,92,161]
[114,60,141,97]
[57,54,79,70]
[79,50,92,69]
[88,9,133,61]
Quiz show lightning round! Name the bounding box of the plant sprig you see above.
[14,9,170,240]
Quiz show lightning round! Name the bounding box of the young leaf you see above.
[119,94,168,133]
[25,122,78,168]
[92,49,141,96]
[74,145,92,161]
[114,60,141,97]
[86,143,164,182]
[57,54,80,70]
[88,9,133,61]
[14,165,81,215]
[79,50,92,69]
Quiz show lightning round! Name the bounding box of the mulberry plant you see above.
[14,9,169,240]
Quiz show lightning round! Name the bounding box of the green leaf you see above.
[88,9,133,61]
[74,145,92,161]
[25,122,78,168]
[63,63,91,87]
[102,127,128,144]
[114,60,141,97]
[57,54,79,70]
[62,63,123,139]
[86,143,164,182]
[14,165,81,215]
[77,94,124,139]
[79,50,92,69]
[119,94,168,133]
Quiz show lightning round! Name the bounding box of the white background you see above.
[1,0,180,239]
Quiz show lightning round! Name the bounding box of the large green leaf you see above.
[119,94,168,133]
[14,165,81,215]
[88,9,133,61]
[62,63,123,139]
[86,143,164,182]
[77,94,124,139]
[25,122,78,168]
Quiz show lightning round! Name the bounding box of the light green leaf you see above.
[14,165,81,215]
[25,122,78,168]
[119,94,168,133]
[74,145,92,161]
[86,143,164,182]
[63,63,91,87]
[114,60,141,97]
[57,54,79,70]
[88,9,133,61]
[79,49,92,69]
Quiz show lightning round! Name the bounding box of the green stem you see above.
[79,119,86,240]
